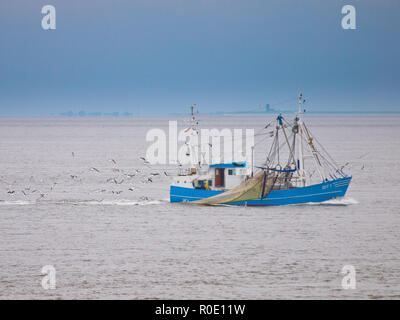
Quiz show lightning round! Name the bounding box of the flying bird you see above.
[340,162,350,171]
[140,157,150,164]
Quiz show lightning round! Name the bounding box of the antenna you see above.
[297,93,306,186]
[298,93,303,116]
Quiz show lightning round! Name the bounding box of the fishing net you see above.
[191,170,277,205]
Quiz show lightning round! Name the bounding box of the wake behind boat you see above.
[170,94,351,206]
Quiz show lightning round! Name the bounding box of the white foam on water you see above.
[0,200,34,206]
[322,197,358,205]
[85,199,164,206]
[305,197,359,206]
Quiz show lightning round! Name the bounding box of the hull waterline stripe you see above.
[262,190,342,201]
[171,189,345,202]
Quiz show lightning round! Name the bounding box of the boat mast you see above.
[188,104,199,169]
[297,93,306,186]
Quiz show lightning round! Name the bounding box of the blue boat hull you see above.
[170,177,352,206]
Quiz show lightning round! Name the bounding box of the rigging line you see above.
[266,133,279,166]
[318,153,346,177]
[276,126,280,166]
[304,125,340,168]
[286,132,297,168]
[282,118,295,128]
[265,134,277,165]
[297,131,339,177]
[302,123,323,167]
[254,134,271,147]
[295,128,334,167]
[281,124,299,171]
[315,152,345,177]
[266,132,293,167]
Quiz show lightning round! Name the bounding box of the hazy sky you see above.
[0,0,399,116]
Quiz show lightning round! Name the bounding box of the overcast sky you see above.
[0,0,399,116]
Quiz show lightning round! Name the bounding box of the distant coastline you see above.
[1,110,399,118]
[55,111,134,117]
[168,110,400,116]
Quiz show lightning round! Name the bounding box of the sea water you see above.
[0,115,399,299]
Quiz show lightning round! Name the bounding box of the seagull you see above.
[147,177,153,183]
[90,167,100,173]
[109,159,117,165]
[361,164,365,170]
[72,152,75,158]
[70,175,78,179]
[21,190,27,196]
[128,187,134,191]
[164,171,169,176]
[340,162,350,171]
[7,190,15,194]
[150,172,159,176]
[140,157,150,164]
[357,152,370,159]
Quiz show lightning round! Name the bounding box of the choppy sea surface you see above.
[0,115,399,299]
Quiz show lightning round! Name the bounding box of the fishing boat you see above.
[170,94,351,206]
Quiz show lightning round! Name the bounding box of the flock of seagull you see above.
[1,150,367,202]
[1,153,170,201]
